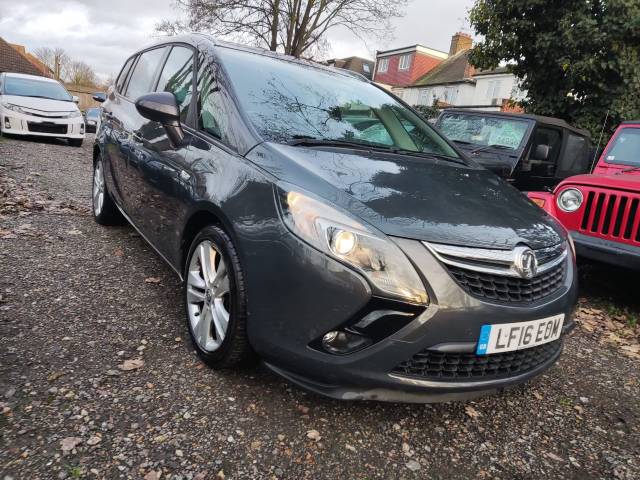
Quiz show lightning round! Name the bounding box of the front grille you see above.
[580,189,640,244]
[393,340,562,381]
[447,261,565,303]
[27,122,67,134]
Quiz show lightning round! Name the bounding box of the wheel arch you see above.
[180,203,239,272]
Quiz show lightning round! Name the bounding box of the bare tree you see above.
[33,47,69,80]
[66,61,98,87]
[157,0,407,58]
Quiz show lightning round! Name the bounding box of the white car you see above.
[0,72,85,147]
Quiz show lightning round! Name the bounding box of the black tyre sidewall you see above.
[183,225,251,368]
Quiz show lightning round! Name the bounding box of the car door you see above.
[518,125,563,190]
[109,46,170,228]
[101,55,136,207]
[128,44,198,263]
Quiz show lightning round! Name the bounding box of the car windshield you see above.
[3,76,72,102]
[85,108,100,119]
[438,113,530,150]
[217,48,460,159]
[605,127,640,166]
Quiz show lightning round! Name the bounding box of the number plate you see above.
[476,314,564,355]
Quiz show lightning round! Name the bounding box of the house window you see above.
[486,80,502,100]
[362,64,371,74]
[377,58,389,73]
[419,89,430,105]
[398,54,412,70]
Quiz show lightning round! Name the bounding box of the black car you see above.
[92,35,578,402]
[84,107,101,133]
[436,110,593,191]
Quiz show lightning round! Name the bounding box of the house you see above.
[373,43,449,88]
[0,37,45,77]
[326,56,375,80]
[392,32,525,112]
[9,43,52,77]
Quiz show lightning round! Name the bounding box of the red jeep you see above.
[528,121,640,269]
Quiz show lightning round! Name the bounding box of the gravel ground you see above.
[0,135,639,480]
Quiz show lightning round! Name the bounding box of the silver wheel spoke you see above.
[215,275,230,297]
[212,299,229,339]
[199,243,215,285]
[187,286,205,303]
[187,270,206,290]
[196,304,212,347]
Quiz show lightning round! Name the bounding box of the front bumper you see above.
[1,110,85,139]
[571,230,640,270]
[249,233,578,402]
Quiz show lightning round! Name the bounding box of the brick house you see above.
[0,37,47,77]
[373,44,448,87]
[9,43,53,77]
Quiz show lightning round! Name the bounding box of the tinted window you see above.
[4,76,72,101]
[217,48,459,158]
[196,56,225,141]
[156,46,194,122]
[558,133,591,175]
[116,56,135,94]
[605,128,640,166]
[125,47,167,100]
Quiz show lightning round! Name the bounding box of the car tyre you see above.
[69,138,83,147]
[184,225,255,369]
[92,153,123,225]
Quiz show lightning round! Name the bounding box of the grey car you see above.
[92,35,578,402]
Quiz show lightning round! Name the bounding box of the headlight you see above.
[277,187,428,305]
[557,188,583,212]
[67,110,82,118]
[1,102,25,114]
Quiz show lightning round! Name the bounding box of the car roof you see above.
[2,72,59,83]
[440,108,591,138]
[621,120,640,125]
[132,33,369,82]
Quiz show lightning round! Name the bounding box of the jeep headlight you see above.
[557,188,583,212]
[277,187,428,305]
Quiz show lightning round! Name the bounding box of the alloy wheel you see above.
[93,161,105,216]
[186,240,231,352]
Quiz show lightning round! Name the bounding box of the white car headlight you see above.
[1,102,26,114]
[277,187,428,305]
[67,110,82,118]
[557,188,583,212]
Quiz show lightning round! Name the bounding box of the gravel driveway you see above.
[0,135,638,480]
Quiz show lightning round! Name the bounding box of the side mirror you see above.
[533,144,550,161]
[134,92,184,148]
[72,95,80,104]
[92,92,107,103]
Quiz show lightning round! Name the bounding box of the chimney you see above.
[449,32,472,56]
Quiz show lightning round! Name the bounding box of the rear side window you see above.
[156,46,194,123]
[115,56,135,94]
[125,47,167,100]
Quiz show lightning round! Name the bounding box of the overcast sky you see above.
[0,0,475,80]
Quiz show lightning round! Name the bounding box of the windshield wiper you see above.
[16,95,63,101]
[452,139,474,145]
[287,137,465,165]
[620,166,640,174]
[470,144,514,155]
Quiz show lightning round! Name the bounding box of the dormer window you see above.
[377,58,389,73]
[398,54,412,70]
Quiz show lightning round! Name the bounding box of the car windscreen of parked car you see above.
[217,48,459,158]
[439,112,529,150]
[3,76,72,102]
[604,127,640,166]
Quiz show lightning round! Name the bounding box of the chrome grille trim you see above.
[423,241,567,278]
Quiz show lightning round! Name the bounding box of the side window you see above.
[125,47,167,100]
[156,46,194,123]
[196,56,224,140]
[531,127,562,163]
[115,56,135,94]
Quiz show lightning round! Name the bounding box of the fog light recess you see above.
[321,329,371,355]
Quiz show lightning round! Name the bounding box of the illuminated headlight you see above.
[557,188,583,212]
[1,102,26,114]
[277,186,428,305]
[67,110,82,118]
